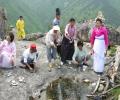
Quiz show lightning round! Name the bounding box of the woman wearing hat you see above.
[20,43,38,72]
[45,25,61,71]
[52,8,61,26]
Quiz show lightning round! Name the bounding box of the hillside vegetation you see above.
[0,0,120,33]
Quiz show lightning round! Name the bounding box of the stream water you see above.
[46,77,90,100]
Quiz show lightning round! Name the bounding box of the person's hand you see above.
[104,46,108,55]
[51,43,56,48]
[29,67,33,71]
[70,40,73,43]
[65,33,70,39]
[105,46,108,51]
[104,49,107,56]
[65,33,69,36]
[88,51,92,55]
[90,49,94,55]
[72,60,78,64]
[10,60,14,66]
[18,28,21,31]
[33,62,36,65]
[53,44,57,48]
[83,57,87,64]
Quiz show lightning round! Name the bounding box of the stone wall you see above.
[114,46,120,71]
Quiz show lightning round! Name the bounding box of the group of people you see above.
[45,11,109,74]
[0,10,109,75]
[0,31,39,72]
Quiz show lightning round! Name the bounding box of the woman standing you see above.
[52,8,61,26]
[90,18,108,74]
[0,32,16,68]
[45,26,61,71]
[61,18,76,65]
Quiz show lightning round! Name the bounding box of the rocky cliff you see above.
[0,7,7,40]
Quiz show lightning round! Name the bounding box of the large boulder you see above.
[0,7,7,40]
[24,32,44,41]
[116,26,120,33]
[76,22,89,42]
[76,23,120,45]
[108,27,120,45]
[114,46,120,71]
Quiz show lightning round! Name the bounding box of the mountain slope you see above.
[0,0,120,33]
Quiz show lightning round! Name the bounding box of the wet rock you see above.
[10,80,19,86]
[18,76,25,83]
[29,96,35,100]
[24,32,44,41]
[76,22,89,42]
[83,65,88,71]
[94,96,102,100]
[105,57,115,65]
[46,78,81,100]
[98,84,104,92]
[118,94,120,100]
[114,46,120,71]
[83,79,91,83]
[91,82,96,87]
[108,27,120,45]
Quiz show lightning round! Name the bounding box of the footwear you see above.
[49,63,53,68]
[79,64,83,72]
[54,63,59,67]
[94,71,103,76]
[83,65,87,71]
[48,63,52,72]
[68,61,72,65]
[60,61,68,65]
[54,59,60,67]
[29,68,34,73]
[48,68,52,72]
[60,62,64,66]
[80,67,83,72]
[58,66,61,69]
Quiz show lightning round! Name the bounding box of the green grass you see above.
[110,88,120,100]
[108,46,117,57]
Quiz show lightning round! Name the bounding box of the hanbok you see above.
[0,40,16,68]
[90,26,108,73]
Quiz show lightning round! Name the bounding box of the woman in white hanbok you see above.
[90,18,108,74]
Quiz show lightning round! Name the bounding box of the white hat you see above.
[53,25,60,31]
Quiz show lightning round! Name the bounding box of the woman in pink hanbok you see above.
[90,18,108,75]
[0,32,16,68]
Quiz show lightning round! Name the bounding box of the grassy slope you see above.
[0,0,120,33]
[0,0,60,33]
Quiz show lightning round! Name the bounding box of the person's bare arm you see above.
[25,63,33,70]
